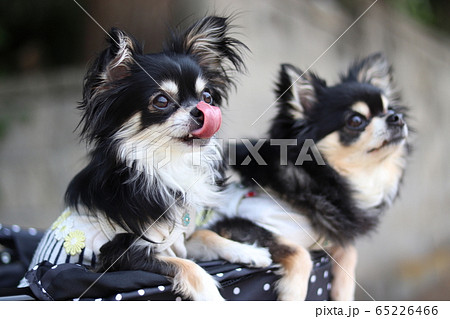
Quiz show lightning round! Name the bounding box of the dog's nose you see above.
[386,112,404,127]
[190,107,204,123]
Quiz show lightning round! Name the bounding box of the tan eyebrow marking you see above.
[351,102,370,118]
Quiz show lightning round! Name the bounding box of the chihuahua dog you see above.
[188,53,409,300]
[23,16,271,300]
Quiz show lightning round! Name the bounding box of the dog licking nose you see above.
[190,101,222,139]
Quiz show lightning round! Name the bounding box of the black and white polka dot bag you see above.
[0,224,332,301]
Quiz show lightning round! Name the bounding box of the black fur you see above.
[228,53,409,245]
[211,217,297,263]
[64,16,246,272]
[66,147,183,240]
[231,141,379,245]
[96,233,159,272]
[164,16,247,101]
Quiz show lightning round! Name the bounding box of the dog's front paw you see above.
[190,276,225,301]
[220,243,272,268]
[171,259,225,301]
[275,261,311,301]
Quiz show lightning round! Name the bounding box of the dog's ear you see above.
[103,28,143,82]
[79,28,143,143]
[85,28,143,92]
[87,28,142,85]
[165,16,247,100]
[344,52,396,100]
[277,64,324,118]
[82,28,142,103]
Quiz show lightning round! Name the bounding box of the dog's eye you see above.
[153,94,169,109]
[202,90,213,104]
[346,114,366,130]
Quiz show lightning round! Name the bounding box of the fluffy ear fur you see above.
[165,16,247,99]
[342,52,397,101]
[79,28,143,143]
[87,28,143,90]
[276,64,325,120]
[103,28,143,82]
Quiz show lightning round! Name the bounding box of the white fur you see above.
[179,271,224,301]
[114,110,224,210]
[112,108,229,300]
[285,67,317,119]
[195,77,207,94]
[356,56,396,101]
[381,95,389,113]
[186,26,224,66]
[160,80,179,97]
[101,31,135,82]
[187,235,272,268]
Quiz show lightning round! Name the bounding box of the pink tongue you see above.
[191,101,222,139]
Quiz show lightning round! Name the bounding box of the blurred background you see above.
[0,0,449,300]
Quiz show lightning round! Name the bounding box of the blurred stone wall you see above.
[0,69,86,228]
[1,0,449,300]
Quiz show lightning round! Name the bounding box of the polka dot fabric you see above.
[306,252,332,301]
[22,251,331,301]
[218,251,331,301]
[0,224,44,289]
[1,224,332,300]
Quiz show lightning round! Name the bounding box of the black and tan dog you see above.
[22,16,273,300]
[188,53,410,300]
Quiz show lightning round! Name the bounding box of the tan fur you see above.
[351,102,370,118]
[318,127,407,210]
[172,257,202,292]
[329,245,358,301]
[274,237,313,301]
[157,255,224,301]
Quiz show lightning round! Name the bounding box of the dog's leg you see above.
[97,233,224,300]
[156,255,224,301]
[329,245,357,301]
[186,229,272,268]
[270,237,312,301]
[204,217,312,300]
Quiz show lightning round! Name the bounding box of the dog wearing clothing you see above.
[188,53,410,300]
[21,16,272,300]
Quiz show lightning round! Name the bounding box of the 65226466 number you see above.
[375,306,438,316]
